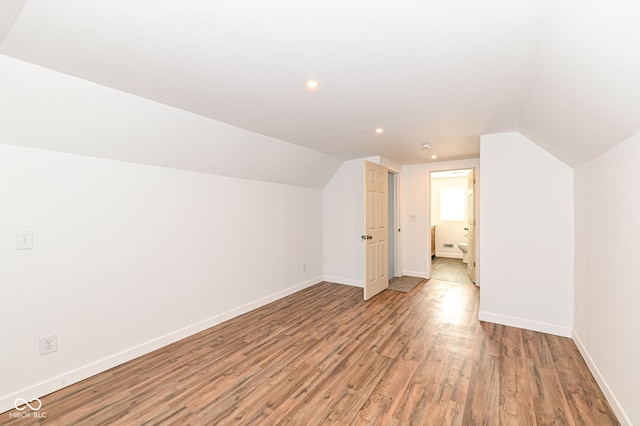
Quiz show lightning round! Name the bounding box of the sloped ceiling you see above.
[1,0,639,167]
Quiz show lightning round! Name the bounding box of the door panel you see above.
[466,170,476,283]
[364,161,389,300]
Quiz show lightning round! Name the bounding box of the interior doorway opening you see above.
[429,168,476,284]
[388,171,397,279]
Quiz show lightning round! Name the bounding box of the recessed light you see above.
[375,128,384,134]
[306,80,319,90]
[422,143,431,150]
[431,155,438,159]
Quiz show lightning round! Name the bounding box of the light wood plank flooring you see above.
[3,280,619,425]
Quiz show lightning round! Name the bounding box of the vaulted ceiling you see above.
[1,0,639,167]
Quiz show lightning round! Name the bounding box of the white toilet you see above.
[458,243,468,263]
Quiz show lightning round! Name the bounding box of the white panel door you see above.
[363,161,389,300]
[466,169,476,283]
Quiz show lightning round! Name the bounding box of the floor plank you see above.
[2,280,620,425]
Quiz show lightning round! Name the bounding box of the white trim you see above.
[323,276,364,288]
[0,276,323,414]
[572,331,631,426]
[478,311,572,337]
[401,270,428,279]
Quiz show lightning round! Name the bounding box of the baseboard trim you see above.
[478,311,572,337]
[401,270,428,279]
[0,276,323,414]
[323,276,364,288]
[434,253,463,259]
[572,330,632,426]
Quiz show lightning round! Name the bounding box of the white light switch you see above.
[16,232,33,250]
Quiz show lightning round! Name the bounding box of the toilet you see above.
[458,243,468,263]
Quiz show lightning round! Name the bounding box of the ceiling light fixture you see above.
[422,143,431,150]
[375,128,384,134]
[431,155,438,159]
[306,80,319,90]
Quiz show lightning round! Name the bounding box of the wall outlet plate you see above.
[39,334,57,356]
[16,231,34,250]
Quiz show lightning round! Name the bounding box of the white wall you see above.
[479,132,573,337]
[0,144,324,413]
[322,159,366,287]
[573,131,640,426]
[401,159,480,279]
[430,176,468,258]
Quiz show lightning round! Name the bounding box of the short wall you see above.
[0,145,324,413]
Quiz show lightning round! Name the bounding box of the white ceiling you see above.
[1,0,639,167]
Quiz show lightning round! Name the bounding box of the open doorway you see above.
[388,171,397,279]
[429,168,476,284]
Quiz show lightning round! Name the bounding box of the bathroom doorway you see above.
[429,168,475,284]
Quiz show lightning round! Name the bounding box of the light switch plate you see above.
[17,231,33,250]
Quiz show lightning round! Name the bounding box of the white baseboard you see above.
[478,311,572,337]
[401,270,428,279]
[0,276,323,414]
[435,253,463,259]
[323,276,364,288]
[572,331,632,426]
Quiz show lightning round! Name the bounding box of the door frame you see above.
[425,164,479,285]
[388,171,401,280]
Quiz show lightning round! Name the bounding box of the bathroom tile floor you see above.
[431,256,474,284]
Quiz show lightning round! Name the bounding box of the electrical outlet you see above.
[39,334,57,356]
[16,231,34,250]
[302,262,307,272]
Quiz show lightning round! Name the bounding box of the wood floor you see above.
[3,280,619,425]
[431,257,473,285]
